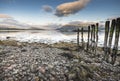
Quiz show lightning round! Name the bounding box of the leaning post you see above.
[95,23,99,54]
[104,21,110,62]
[107,19,116,61]
[111,18,120,65]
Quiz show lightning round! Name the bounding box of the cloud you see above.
[0,14,12,18]
[55,0,90,17]
[42,5,53,12]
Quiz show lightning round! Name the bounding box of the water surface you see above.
[0,30,120,49]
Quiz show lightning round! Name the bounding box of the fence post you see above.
[87,26,90,51]
[111,18,120,65]
[95,23,99,54]
[104,21,110,62]
[81,27,84,49]
[77,28,80,50]
[93,25,96,52]
[107,19,116,61]
[91,25,95,52]
[90,25,93,52]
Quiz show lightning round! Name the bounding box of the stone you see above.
[21,49,27,52]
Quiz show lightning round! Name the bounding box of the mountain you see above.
[0,18,62,30]
[57,24,89,32]
[0,18,31,30]
[30,24,62,30]
[57,21,105,32]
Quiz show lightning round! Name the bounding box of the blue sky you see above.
[0,0,120,25]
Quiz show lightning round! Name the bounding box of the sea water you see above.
[0,30,120,50]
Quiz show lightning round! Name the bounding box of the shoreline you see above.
[0,40,120,81]
[0,40,120,51]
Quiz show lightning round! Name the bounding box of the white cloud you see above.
[55,0,90,17]
[0,14,12,18]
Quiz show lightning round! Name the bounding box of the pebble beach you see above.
[0,40,120,81]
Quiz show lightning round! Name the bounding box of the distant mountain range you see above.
[0,18,62,30]
[56,24,87,32]
[56,20,105,32]
[57,24,105,32]
[0,19,105,31]
[0,18,31,30]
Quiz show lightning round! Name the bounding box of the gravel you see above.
[0,42,120,81]
[0,44,71,81]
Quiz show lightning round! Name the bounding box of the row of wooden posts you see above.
[77,18,120,65]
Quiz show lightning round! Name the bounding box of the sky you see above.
[0,0,120,25]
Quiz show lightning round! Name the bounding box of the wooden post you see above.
[81,27,84,49]
[95,23,99,54]
[104,21,110,62]
[111,18,120,64]
[108,19,116,56]
[93,25,96,52]
[87,26,90,51]
[91,25,95,52]
[90,25,93,51]
[77,28,80,49]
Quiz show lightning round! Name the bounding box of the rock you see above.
[50,76,56,81]
[38,66,46,73]
[22,66,28,71]
[80,61,85,64]
[114,61,119,66]
[72,59,79,62]
[34,76,40,81]
[6,36,11,39]
[48,64,54,68]
[0,41,120,81]
[60,52,74,59]
[54,61,59,65]
[17,42,22,46]
[21,49,27,52]
[30,64,38,73]
[68,73,76,80]
[13,69,19,74]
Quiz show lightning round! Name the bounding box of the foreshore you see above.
[0,40,120,81]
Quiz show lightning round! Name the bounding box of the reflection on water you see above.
[0,30,120,49]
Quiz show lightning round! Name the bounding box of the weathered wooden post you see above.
[93,25,96,52]
[111,18,120,65]
[87,26,90,51]
[77,28,80,49]
[104,21,110,62]
[81,27,84,49]
[90,25,93,51]
[108,19,116,57]
[95,23,99,54]
[91,25,95,52]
